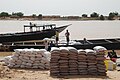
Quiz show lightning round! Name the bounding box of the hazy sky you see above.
[0,0,120,16]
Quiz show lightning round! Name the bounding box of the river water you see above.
[0,20,120,40]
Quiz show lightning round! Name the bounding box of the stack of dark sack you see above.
[50,47,78,76]
[86,49,97,75]
[78,49,87,75]
[94,46,107,76]
[50,47,60,76]
[50,46,107,76]
[59,47,69,76]
[68,47,78,75]
[4,49,51,69]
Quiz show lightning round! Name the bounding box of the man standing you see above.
[44,40,49,50]
[65,30,70,45]
[55,30,59,46]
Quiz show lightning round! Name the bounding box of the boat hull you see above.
[1,38,120,51]
[0,25,69,43]
[6,41,120,51]
[0,30,55,43]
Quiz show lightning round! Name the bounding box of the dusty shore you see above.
[0,50,120,80]
[0,65,120,80]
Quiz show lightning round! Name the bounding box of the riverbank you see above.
[0,17,120,21]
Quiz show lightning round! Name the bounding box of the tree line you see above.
[0,12,42,20]
[0,12,119,20]
[82,12,119,20]
[0,12,24,18]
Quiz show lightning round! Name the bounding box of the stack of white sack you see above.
[4,49,51,69]
[93,46,107,53]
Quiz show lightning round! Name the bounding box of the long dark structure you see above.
[0,24,70,43]
[1,38,120,51]
[67,38,120,50]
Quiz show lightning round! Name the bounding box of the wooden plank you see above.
[104,39,113,43]
[115,39,120,42]
[86,40,93,44]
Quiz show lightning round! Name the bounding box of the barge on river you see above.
[1,38,120,51]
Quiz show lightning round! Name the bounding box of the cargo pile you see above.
[59,47,69,76]
[86,49,97,75]
[94,46,107,76]
[50,47,60,76]
[50,47,78,76]
[68,47,78,75]
[78,50,87,75]
[50,46,107,76]
[4,49,51,69]
[3,46,107,76]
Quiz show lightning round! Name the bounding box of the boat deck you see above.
[0,38,120,51]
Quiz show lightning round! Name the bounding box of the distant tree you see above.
[38,14,42,20]
[82,14,87,17]
[99,15,105,20]
[108,12,119,20]
[32,14,36,18]
[90,12,99,17]
[108,12,115,20]
[0,12,10,18]
[12,12,24,18]
[16,12,24,18]
[114,12,119,16]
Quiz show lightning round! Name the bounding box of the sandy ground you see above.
[0,66,120,80]
[0,50,120,80]
[0,52,13,57]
